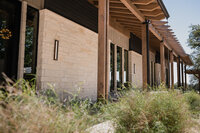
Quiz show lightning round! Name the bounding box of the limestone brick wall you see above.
[37,8,135,100]
[37,9,98,100]
[108,27,129,50]
[129,51,143,88]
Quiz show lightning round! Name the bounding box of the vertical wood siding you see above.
[44,0,98,33]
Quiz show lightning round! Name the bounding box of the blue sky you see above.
[163,0,200,54]
[162,0,200,83]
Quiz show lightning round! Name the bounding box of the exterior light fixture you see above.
[54,40,59,60]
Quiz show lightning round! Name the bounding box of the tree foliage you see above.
[187,24,200,86]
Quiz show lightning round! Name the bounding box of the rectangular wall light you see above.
[54,40,59,60]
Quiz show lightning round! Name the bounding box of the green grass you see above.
[0,78,199,133]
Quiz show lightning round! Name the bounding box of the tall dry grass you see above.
[0,76,199,133]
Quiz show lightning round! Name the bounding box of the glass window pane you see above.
[110,43,115,91]
[124,50,128,83]
[117,46,122,88]
[24,6,38,79]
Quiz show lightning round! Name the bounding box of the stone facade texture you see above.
[37,9,131,100]
[37,9,164,100]
[129,51,143,88]
[37,9,98,100]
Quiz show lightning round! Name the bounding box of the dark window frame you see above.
[24,5,39,80]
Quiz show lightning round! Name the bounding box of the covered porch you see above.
[91,0,193,99]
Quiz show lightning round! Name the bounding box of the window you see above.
[110,43,115,92]
[124,50,128,83]
[24,6,39,79]
[0,0,21,81]
[117,46,122,88]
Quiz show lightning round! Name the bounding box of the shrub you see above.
[113,91,191,133]
[184,91,200,116]
[0,77,100,133]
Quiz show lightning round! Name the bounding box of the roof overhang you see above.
[186,69,200,75]
[88,0,192,66]
[151,21,193,66]
[157,0,170,19]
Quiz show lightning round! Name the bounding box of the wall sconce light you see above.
[54,40,59,60]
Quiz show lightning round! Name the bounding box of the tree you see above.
[187,24,200,89]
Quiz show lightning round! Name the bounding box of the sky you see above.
[162,0,200,84]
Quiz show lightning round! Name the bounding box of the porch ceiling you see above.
[88,0,192,65]
[89,0,169,20]
[88,0,169,38]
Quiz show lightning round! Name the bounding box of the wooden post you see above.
[199,75,200,93]
[17,1,27,79]
[160,41,165,84]
[185,65,187,89]
[170,51,174,89]
[168,49,170,88]
[114,45,117,91]
[98,0,109,100]
[177,56,181,87]
[122,48,125,85]
[181,61,184,90]
[142,22,149,89]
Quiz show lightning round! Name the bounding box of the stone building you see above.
[0,0,193,100]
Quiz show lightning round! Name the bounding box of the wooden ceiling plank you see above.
[132,0,155,5]
[151,20,168,25]
[120,0,145,22]
[137,3,160,12]
[116,19,141,23]
[120,23,141,27]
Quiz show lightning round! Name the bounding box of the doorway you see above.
[0,0,21,82]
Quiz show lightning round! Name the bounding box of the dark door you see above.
[0,0,21,82]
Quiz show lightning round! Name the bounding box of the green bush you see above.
[113,91,191,133]
[184,91,200,116]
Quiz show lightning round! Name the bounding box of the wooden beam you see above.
[142,10,164,17]
[116,19,141,24]
[98,0,109,100]
[120,0,145,22]
[160,41,165,83]
[137,3,160,12]
[170,50,174,89]
[120,0,163,43]
[133,0,155,5]
[110,0,122,3]
[149,24,162,40]
[147,15,165,20]
[120,23,142,27]
[151,20,168,25]
[110,3,127,9]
